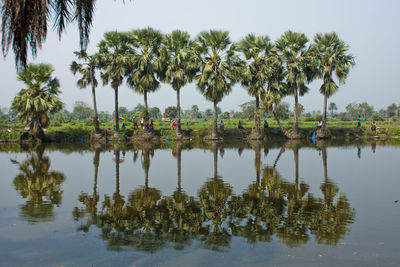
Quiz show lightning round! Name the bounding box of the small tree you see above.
[12,64,63,139]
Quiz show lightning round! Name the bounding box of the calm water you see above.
[0,140,399,267]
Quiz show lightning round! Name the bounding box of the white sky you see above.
[1,0,399,113]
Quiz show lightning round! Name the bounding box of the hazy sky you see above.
[1,0,399,113]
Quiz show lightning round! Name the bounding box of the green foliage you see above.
[164,106,177,119]
[372,114,384,121]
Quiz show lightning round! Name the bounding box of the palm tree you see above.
[11,63,63,139]
[70,50,101,134]
[237,34,275,139]
[276,31,313,138]
[260,53,294,138]
[162,30,198,137]
[1,0,97,69]
[126,27,164,130]
[97,31,129,134]
[195,30,241,139]
[312,32,355,138]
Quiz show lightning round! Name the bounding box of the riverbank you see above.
[1,123,399,144]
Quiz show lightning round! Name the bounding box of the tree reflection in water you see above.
[73,141,355,253]
[13,145,65,223]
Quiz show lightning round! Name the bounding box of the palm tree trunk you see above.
[144,89,149,129]
[320,92,329,137]
[212,100,218,139]
[114,86,119,133]
[176,88,182,136]
[91,80,100,134]
[251,95,262,139]
[293,89,299,135]
[272,104,291,139]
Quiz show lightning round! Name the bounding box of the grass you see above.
[1,117,399,142]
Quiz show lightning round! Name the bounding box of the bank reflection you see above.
[13,145,66,223]
[73,141,355,252]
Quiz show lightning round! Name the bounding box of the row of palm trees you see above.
[71,28,355,139]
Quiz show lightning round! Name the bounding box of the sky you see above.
[1,0,399,114]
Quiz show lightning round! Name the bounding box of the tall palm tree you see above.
[312,32,355,138]
[237,34,275,139]
[1,0,97,69]
[276,31,313,138]
[126,27,164,130]
[70,50,101,134]
[195,30,241,139]
[162,30,198,137]
[11,63,63,139]
[97,31,129,134]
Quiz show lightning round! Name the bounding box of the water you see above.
[0,140,399,267]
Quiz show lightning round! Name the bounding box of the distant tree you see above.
[164,106,177,119]
[275,102,290,120]
[11,64,63,138]
[118,106,129,116]
[73,101,93,120]
[98,111,113,123]
[204,109,213,118]
[190,105,202,119]
[387,103,398,117]
[358,102,374,118]
[133,104,145,113]
[240,101,256,119]
[53,109,72,123]
[328,102,338,117]
[345,102,374,118]
[221,112,230,119]
[297,103,305,118]
[149,107,161,119]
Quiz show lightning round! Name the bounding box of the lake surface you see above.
[0,140,399,267]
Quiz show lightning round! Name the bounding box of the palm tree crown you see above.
[2,0,97,70]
